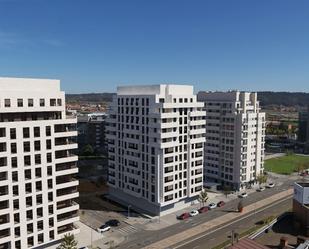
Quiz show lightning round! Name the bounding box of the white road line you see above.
[173,195,292,249]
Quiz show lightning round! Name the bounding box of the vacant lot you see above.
[264,154,309,174]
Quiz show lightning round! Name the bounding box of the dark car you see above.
[105,219,120,227]
[217,201,225,207]
[198,206,209,213]
[177,212,190,220]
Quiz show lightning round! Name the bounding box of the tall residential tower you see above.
[0,78,79,249]
[106,85,206,215]
[198,91,265,190]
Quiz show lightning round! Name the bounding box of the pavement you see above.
[117,175,299,249]
[71,172,300,249]
[141,189,293,249]
[175,197,293,249]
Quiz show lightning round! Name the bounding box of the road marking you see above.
[172,196,292,249]
[117,225,138,235]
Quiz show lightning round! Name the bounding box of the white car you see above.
[257,187,265,192]
[208,203,217,209]
[189,210,199,217]
[267,183,275,188]
[97,225,111,233]
[239,192,248,198]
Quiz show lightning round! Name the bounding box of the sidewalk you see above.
[132,187,261,231]
[142,189,293,249]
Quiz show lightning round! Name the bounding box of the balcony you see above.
[57,200,79,214]
[55,150,78,164]
[57,224,79,236]
[54,123,77,138]
[55,162,78,176]
[56,186,79,201]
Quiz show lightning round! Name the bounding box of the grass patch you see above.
[264,154,309,175]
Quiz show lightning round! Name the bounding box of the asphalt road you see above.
[118,179,295,249]
[173,197,292,249]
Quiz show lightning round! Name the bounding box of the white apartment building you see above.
[106,85,206,215]
[0,78,79,248]
[199,91,265,190]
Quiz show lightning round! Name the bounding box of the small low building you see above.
[293,182,309,236]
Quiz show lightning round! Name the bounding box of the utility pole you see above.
[128,205,131,218]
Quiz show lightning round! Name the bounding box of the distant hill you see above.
[66,91,309,107]
[66,93,115,103]
[257,92,309,107]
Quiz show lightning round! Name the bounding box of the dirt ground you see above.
[78,179,132,229]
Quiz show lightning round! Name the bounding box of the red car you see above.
[217,201,225,207]
[177,212,190,220]
[198,206,209,213]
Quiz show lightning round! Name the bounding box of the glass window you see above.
[28,99,33,107]
[17,99,23,107]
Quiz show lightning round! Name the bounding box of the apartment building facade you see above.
[0,78,79,248]
[106,85,206,215]
[198,91,265,190]
[298,106,309,154]
[77,113,107,156]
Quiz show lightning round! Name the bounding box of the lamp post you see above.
[128,205,131,218]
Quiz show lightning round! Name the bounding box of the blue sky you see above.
[0,0,308,93]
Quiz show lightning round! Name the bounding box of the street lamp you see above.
[128,205,131,218]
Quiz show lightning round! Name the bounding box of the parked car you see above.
[257,187,265,192]
[239,192,248,198]
[198,206,209,213]
[105,219,120,227]
[189,210,199,217]
[267,183,275,188]
[217,201,225,207]
[177,212,190,220]
[97,224,111,233]
[208,203,217,209]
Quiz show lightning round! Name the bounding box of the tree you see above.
[57,234,78,249]
[238,201,244,213]
[257,174,268,187]
[198,189,209,207]
[223,185,232,198]
[81,144,94,156]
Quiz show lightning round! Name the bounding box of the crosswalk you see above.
[117,225,139,235]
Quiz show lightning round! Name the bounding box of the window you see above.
[11,143,17,154]
[57,98,62,106]
[40,99,45,107]
[35,168,41,178]
[34,127,40,137]
[47,166,52,176]
[34,141,41,151]
[17,99,23,107]
[4,99,10,107]
[50,99,56,106]
[23,142,30,152]
[10,128,16,139]
[0,128,5,137]
[47,153,52,163]
[46,126,51,136]
[35,154,41,165]
[23,128,30,138]
[28,99,33,107]
[46,140,51,150]
[48,179,53,189]
[11,157,17,168]
[24,156,31,166]
[0,143,6,152]
[0,157,7,167]
[36,181,42,191]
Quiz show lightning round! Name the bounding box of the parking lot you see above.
[78,179,143,233]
